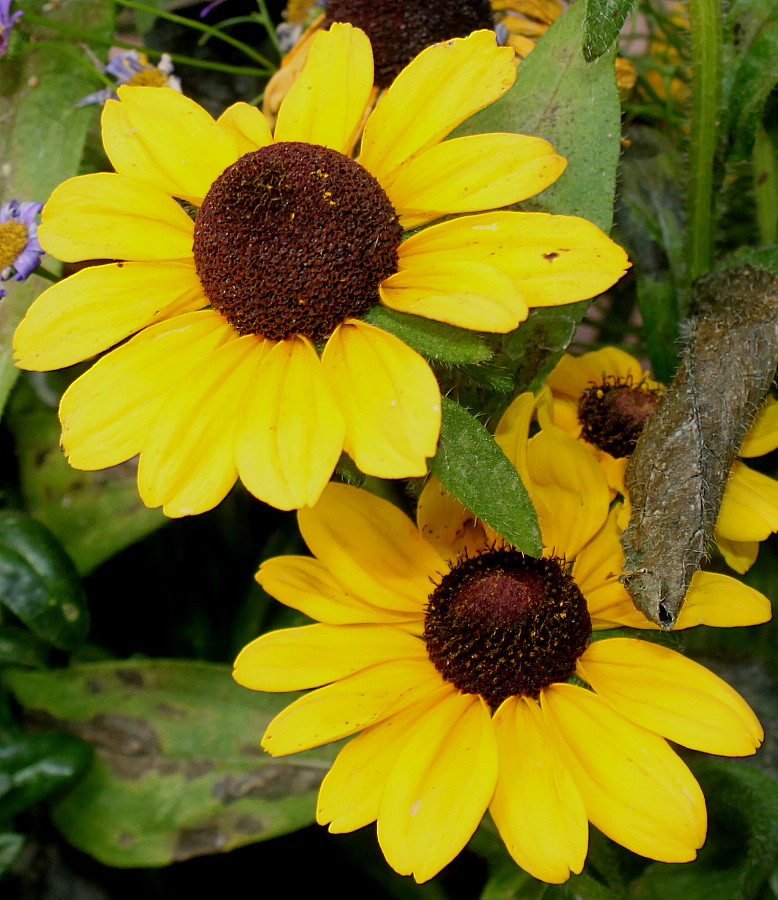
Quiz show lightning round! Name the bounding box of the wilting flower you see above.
[0,0,22,56]
[234,400,768,884]
[14,25,628,517]
[75,48,181,108]
[0,200,44,298]
[542,347,778,573]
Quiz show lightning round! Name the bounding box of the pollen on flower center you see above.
[193,142,402,342]
[424,549,591,706]
[325,0,496,87]
[0,221,28,270]
[126,68,168,88]
[577,377,662,457]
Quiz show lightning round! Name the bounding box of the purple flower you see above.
[0,0,22,56]
[0,200,45,299]
[75,49,181,108]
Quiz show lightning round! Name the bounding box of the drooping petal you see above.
[102,86,241,204]
[233,623,426,692]
[260,657,447,755]
[416,477,489,560]
[578,638,763,755]
[322,321,441,478]
[392,212,630,309]
[542,684,707,863]
[377,691,498,883]
[360,30,517,184]
[715,460,778,541]
[257,555,423,629]
[14,260,206,370]
[216,102,273,155]
[60,311,233,470]
[715,535,759,575]
[297,482,446,616]
[274,22,373,154]
[138,333,269,517]
[738,395,778,457]
[490,697,588,884]
[572,508,632,626]
[38,173,194,262]
[235,336,345,511]
[318,686,453,833]
[380,259,527,332]
[386,133,565,228]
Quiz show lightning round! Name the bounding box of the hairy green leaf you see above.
[429,398,541,555]
[4,660,339,867]
[0,510,88,650]
[584,0,637,61]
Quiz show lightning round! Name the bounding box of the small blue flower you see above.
[0,0,23,56]
[0,200,45,299]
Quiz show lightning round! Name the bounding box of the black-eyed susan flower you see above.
[0,200,44,298]
[13,24,629,517]
[541,347,778,573]
[233,398,769,884]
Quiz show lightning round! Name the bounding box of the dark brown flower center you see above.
[193,142,402,342]
[424,549,591,706]
[577,377,662,457]
[325,0,495,87]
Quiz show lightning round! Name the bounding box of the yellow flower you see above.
[13,24,629,518]
[234,403,769,884]
[541,347,778,573]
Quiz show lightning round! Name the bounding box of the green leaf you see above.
[584,0,637,61]
[4,660,340,867]
[364,306,493,365]
[723,0,778,162]
[429,398,541,556]
[628,760,778,900]
[0,832,25,878]
[454,0,622,393]
[7,376,166,575]
[0,510,88,651]
[0,732,92,823]
[0,626,50,669]
[0,0,115,419]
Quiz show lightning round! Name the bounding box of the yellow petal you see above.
[542,684,707,862]
[416,477,490,560]
[546,348,648,404]
[578,638,763,755]
[38,173,194,262]
[380,259,527,332]
[216,102,273,155]
[260,657,446,755]
[318,688,452,833]
[298,482,446,616]
[235,336,345,511]
[102,86,240,204]
[377,691,498,883]
[14,260,206,370]
[233,623,426,692]
[394,212,630,308]
[387,133,566,229]
[571,508,632,626]
[138,333,268,517]
[257,555,422,628]
[677,571,772,628]
[322,321,441,478]
[274,22,373,154]
[490,697,587,884]
[714,535,759,575]
[715,460,778,541]
[360,30,516,184]
[739,395,778,457]
[60,311,233,470]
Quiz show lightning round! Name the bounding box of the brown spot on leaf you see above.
[115,668,145,688]
[155,702,188,720]
[173,825,227,861]
[233,814,265,835]
[213,766,323,803]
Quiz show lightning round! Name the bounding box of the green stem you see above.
[20,12,272,77]
[753,123,778,246]
[686,0,722,286]
[112,0,277,70]
[254,0,282,57]
[33,266,60,284]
